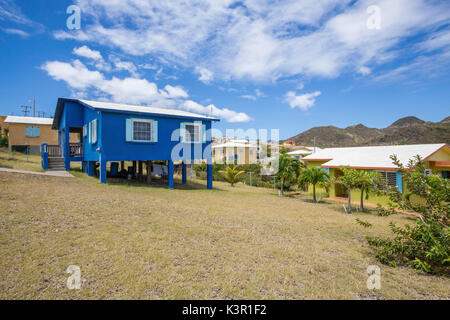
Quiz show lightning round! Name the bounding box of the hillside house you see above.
[44,98,219,188]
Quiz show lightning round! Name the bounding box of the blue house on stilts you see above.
[42,98,219,189]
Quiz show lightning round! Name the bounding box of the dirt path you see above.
[0,167,73,178]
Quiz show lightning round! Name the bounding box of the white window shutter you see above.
[180,122,186,142]
[202,123,206,143]
[92,119,97,144]
[88,122,92,144]
[126,119,133,141]
[152,120,158,142]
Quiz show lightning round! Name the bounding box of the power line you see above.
[21,105,32,116]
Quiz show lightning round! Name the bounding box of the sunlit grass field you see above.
[1,167,449,300]
[0,147,44,172]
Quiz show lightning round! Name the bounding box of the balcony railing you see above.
[69,143,83,157]
[47,145,62,158]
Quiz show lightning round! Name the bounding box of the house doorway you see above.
[334,169,347,197]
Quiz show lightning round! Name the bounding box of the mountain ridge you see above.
[287,116,450,148]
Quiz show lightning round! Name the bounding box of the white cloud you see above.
[41,59,104,90]
[255,89,264,97]
[73,45,112,71]
[373,50,450,82]
[41,59,250,122]
[240,89,264,100]
[358,66,371,75]
[181,100,252,123]
[285,91,321,111]
[2,27,28,37]
[0,0,44,34]
[73,45,103,61]
[418,29,450,52]
[195,67,213,84]
[52,0,450,81]
[109,56,138,76]
[0,0,33,25]
[160,84,188,99]
[240,95,256,101]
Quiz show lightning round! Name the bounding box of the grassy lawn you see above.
[0,147,44,172]
[0,169,448,300]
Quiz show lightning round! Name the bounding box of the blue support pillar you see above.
[168,160,174,189]
[182,161,187,184]
[41,143,48,170]
[100,160,107,184]
[87,161,94,177]
[207,163,213,190]
[64,128,70,171]
[82,161,86,173]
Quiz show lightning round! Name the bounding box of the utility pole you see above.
[21,105,31,116]
[29,99,35,117]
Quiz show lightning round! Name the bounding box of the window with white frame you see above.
[132,119,152,141]
[184,123,201,142]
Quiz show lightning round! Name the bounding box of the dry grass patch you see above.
[0,171,448,299]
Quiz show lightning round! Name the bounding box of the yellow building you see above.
[2,116,58,154]
[302,143,450,198]
[212,141,258,164]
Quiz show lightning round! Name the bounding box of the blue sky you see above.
[0,0,449,139]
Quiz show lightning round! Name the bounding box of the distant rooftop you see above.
[302,144,449,169]
[4,116,53,125]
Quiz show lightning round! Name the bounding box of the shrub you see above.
[367,155,449,275]
[0,136,8,147]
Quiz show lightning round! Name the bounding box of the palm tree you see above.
[356,171,381,212]
[218,165,246,187]
[299,167,329,202]
[334,167,361,213]
[276,153,303,196]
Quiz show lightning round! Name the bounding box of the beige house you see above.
[2,116,57,154]
[212,140,258,164]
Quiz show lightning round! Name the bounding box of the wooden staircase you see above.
[47,158,65,171]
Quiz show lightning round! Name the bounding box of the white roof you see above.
[287,150,311,155]
[287,147,322,156]
[212,142,258,148]
[4,116,53,125]
[302,144,448,169]
[79,99,217,120]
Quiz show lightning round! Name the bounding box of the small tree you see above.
[334,167,361,213]
[367,155,449,274]
[299,167,329,202]
[356,171,381,212]
[218,165,245,187]
[276,153,302,196]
